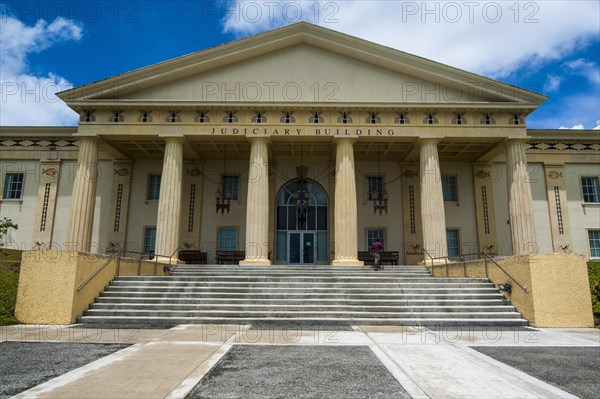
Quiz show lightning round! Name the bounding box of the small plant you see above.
[0,216,18,248]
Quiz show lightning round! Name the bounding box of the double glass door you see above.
[288,232,315,265]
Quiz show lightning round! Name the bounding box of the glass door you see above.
[288,232,316,265]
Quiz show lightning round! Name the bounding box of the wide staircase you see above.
[78,264,528,326]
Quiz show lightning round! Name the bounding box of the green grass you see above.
[0,250,21,325]
[588,261,600,328]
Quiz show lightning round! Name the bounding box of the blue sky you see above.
[1,0,599,129]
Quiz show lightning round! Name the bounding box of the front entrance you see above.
[275,179,328,265]
[288,231,316,264]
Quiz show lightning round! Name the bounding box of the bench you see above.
[178,250,207,264]
[358,251,400,266]
[216,250,246,265]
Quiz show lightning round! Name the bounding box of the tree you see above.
[0,217,18,248]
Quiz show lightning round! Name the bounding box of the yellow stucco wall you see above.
[15,250,168,325]
[431,253,594,327]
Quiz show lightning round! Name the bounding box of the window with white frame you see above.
[143,226,156,256]
[581,176,600,203]
[367,176,383,201]
[589,230,600,258]
[2,173,24,200]
[147,174,161,200]
[446,229,460,257]
[218,227,238,251]
[222,175,239,201]
[366,228,385,250]
[442,175,458,202]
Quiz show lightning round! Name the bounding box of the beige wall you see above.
[529,163,553,253]
[492,163,513,256]
[565,164,600,258]
[0,160,40,250]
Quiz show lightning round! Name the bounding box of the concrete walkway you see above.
[2,324,598,399]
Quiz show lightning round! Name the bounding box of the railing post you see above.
[445,258,449,277]
[463,257,467,277]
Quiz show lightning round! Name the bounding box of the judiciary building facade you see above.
[1,23,599,265]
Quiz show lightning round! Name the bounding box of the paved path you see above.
[1,325,598,399]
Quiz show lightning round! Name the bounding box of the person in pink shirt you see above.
[370,240,384,270]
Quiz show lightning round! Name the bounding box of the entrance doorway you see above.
[275,180,328,265]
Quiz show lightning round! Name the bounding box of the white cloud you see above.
[559,124,585,130]
[220,1,600,78]
[594,120,600,130]
[563,58,600,85]
[0,13,82,126]
[543,75,562,93]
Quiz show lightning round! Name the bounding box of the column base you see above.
[332,259,364,266]
[239,259,272,266]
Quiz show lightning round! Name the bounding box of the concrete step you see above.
[89,303,517,313]
[95,297,510,306]
[78,315,529,326]
[83,309,524,319]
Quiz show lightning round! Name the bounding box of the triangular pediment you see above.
[59,22,546,107]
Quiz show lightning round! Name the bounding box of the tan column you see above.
[506,140,537,255]
[155,137,183,261]
[332,137,363,266]
[32,160,61,249]
[240,137,271,265]
[420,139,447,259]
[543,164,571,252]
[66,137,99,252]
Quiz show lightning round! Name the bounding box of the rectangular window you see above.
[581,176,600,203]
[222,175,239,201]
[589,230,600,258]
[446,229,460,257]
[2,173,24,200]
[147,174,161,200]
[366,228,385,250]
[143,227,156,256]
[218,227,238,251]
[367,176,383,201]
[442,175,458,202]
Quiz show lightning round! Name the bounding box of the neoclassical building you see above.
[1,23,599,265]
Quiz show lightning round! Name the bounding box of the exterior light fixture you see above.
[372,144,389,215]
[216,146,232,214]
[294,145,311,226]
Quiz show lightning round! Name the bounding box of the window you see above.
[252,111,267,123]
[281,111,295,123]
[138,110,152,122]
[81,110,95,122]
[218,227,238,251]
[143,227,156,256]
[581,176,600,203]
[451,112,466,125]
[480,112,496,125]
[442,175,458,202]
[167,111,181,123]
[446,229,460,257]
[311,111,324,124]
[367,176,383,201]
[337,111,352,124]
[395,112,410,124]
[224,111,238,123]
[589,230,600,258]
[423,112,438,124]
[222,175,239,201]
[111,110,124,122]
[366,228,385,250]
[195,111,209,123]
[367,112,381,124]
[3,173,24,200]
[147,174,161,200]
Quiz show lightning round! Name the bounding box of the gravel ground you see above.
[472,346,600,399]
[187,345,411,399]
[0,341,129,399]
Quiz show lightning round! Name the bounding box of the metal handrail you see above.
[77,250,122,292]
[482,252,529,294]
[421,248,434,268]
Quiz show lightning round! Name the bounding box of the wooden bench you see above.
[178,250,207,264]
[358,251,400,266]
[216,250,246,265]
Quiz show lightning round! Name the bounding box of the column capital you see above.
[333,136,359,143]
[504,138,528,146]
[246,136,271,144]
[417,138,442,146]
[159,135,185,142]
